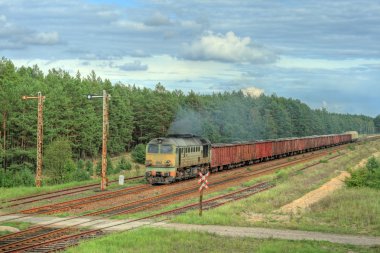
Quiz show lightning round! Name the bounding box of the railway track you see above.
[0,176,144,210]
[86,151,344,217]
[152,181,276,217]
[0,182,275,253]
[0,147,346,252]
[0,184,150,218]
[1,146,344,220]
[0,181,278,252]
[20,148,341,216]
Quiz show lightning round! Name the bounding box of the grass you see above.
[0,168,145,204]
[65,227,379,253]
[296,187,380,235]
[0,180,100,202]
[0,151,145,203]
[0,221,32,236]
[171,140,380,235]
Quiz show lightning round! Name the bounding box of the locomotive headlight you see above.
[165,160,171,166]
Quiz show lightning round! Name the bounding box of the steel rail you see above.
[0,176,143,207]
[0,150,345,252]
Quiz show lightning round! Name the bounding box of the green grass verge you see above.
[297,187,380,235]
[0,169,145,203]
[65,227,379,253]
[171,140,380,235]
[0,221,32,236]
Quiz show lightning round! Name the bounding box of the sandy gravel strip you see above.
[152,223,380,246]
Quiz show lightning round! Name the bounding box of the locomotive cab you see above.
[145,138,177,184]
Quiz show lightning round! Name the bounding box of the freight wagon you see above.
[145,132,358,184]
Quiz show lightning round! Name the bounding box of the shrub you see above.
[366,157,379,173]
[77,159,85,171]
[44,138,75,184]
[117,157,132,172]
[346,156,380,189]
[85,160,93,174]
[0,166,35,187]
[96,156,114,176]
[131,144,146,164]
[14,168,35,186]
[70,168,90,182]
[276,170,289,181]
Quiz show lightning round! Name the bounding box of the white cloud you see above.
[144,12,172,26]
[276,57,380,70]
[241,86,265,97]
[24,31,60,45]
[183,31,277,63]
[112,20,151,31]
[0,15,6,23]
[118,60,148,71]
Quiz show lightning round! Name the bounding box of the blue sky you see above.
[1,0,379,116]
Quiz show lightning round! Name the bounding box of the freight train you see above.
[145,132,358,184]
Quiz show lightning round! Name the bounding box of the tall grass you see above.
[173,140,380,235]
[65,227,378,253]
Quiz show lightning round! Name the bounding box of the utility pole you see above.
[87,90,110,191]
[22,92,45,187]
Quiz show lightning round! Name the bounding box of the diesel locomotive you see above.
[145,134,211,184]
[145,131,358,184]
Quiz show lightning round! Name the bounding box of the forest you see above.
[0,58,378,186]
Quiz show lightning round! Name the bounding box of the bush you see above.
[14,168,35,186]
[77,159,85,171]
[117,157,132,171]
[346,156,380,189]
[96,156,114,176]
[85,160,93,174]
[70,168,90,182]
[44,138,75,184]
[366,157,379,173]
[0,166,35,187]
[131,144,146,164]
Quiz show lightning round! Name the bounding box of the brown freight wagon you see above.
[211,143,256,169]
[254,140,273,161]
[273,138,293,157]
[211,140,274,169]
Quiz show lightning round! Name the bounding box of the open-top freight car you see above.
[145,131,358,184]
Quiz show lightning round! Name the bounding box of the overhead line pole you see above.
[22,92,45,187]
[87,90,110,191]
[101,90,109,191]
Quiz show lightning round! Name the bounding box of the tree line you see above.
[0,58,378,185]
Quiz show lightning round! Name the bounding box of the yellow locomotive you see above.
[145,134,211,184]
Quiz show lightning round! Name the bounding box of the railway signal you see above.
[87,90,111,191]
[198,171,209,216]
[22,92,45,187]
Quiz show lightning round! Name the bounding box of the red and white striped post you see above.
[198,171,209,216]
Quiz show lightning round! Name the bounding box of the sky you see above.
[1,0,379,117]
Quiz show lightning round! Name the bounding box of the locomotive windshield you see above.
[161,145,173,154]
[147,144,159,153]
[147,144,173,154]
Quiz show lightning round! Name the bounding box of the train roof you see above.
[148,135,211,146]
[148,132,352,147]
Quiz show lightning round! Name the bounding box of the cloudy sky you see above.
[1,0,379,116]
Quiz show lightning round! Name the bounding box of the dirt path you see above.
[278,171,350,214]
[153,222,380,246]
